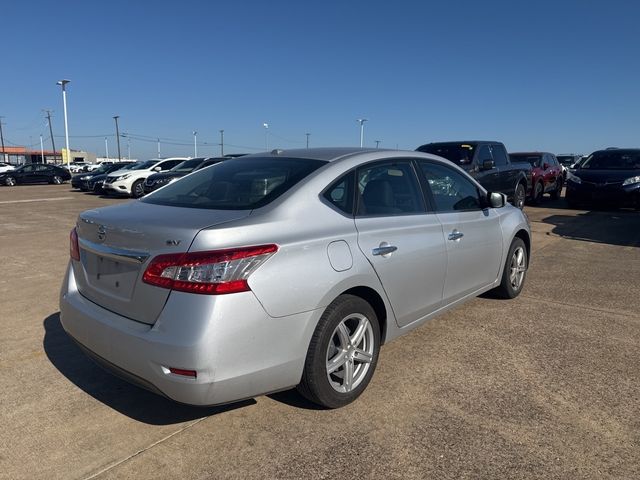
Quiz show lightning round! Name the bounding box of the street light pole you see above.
[306,133,310,149]
[356,118,368,148]
[56,79,71,165]
[220,130,224,156]
[375,140,381,149]
[157,138,161,158]
[193,131,197,157]
[104,137,109,160]
[127,137,131,160]
[113,116,121,161]
[263,123,269,150]
[40,135,45,163]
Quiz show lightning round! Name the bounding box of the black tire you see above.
[530,182,543,205]
[51,175,63,185]
[513,182,526,210]
[298,294,381,408]
[131,179,145,198]
[492,237,527,299]
[550,178,562,200]
[4,176,16,186]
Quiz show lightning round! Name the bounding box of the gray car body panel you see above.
[60,148,531,406]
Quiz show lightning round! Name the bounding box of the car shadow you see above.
[541,209,640,248]
[43,312,255,425]
[266,390,327,410]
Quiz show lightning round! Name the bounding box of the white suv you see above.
[103,158,187,197]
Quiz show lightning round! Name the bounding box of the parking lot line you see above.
[0,196,73,204]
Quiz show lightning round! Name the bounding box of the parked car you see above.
[143,157,232,194]
[565,148,640,209]
[87,162,140,194]
[0,162,16,173]
[509,152,563,204]
[416,141,531,209]
[60,147,531,408]
[67,161,89,174]
[0,163,71,186]
[103,158,187,197]
[72,162,134,191]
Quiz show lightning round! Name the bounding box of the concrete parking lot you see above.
[1,184,638,480]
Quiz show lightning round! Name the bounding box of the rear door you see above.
[354,159,447,327]
[417,160,503,302]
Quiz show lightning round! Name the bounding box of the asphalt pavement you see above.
[1,184,638,480]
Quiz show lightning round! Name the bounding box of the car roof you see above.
[241,147,383,163]
[510,152,552,156]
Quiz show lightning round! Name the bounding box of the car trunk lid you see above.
[73,201,250,324]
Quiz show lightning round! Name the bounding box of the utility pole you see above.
[0,116,6,163]
[219,130,224,156]
[375,140,381,149]
[44,110,56,163]
[306,133,310,149]
[113,116,121,161]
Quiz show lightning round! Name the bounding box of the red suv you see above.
[510,152,563,204]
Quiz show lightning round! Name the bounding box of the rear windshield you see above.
[581,151,640,170]
[141,156,327,210]
[170,158,204,172]
[417,143,476,165]
[510,154,542,167]
[556,155,577,166]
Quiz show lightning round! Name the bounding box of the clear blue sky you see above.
[2,0,639,158]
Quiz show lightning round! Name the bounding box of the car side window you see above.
[477,145,492,163]
[490,144,508,166]
[419,161,482,212]
[159,160,182,171]
[22,165,35,173]
[323,171,355,215]
[356,160,425,216]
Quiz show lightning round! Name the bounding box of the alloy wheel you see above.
[5,177,16,186]
[509,246,526,291]
[325,313,375,393]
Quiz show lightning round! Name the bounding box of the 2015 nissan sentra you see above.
[60,148,531,408]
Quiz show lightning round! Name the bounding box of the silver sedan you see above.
[60,148,530,408]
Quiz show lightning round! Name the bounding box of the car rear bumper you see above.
[59,262,319,406]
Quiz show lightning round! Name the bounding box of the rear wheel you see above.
[493,237,527,299]
[131,179,145,198]
[513,182,526,209]
[4,176,16,186]
[530,181,543,205]
[298,295,380,408]
[51,175,63,185]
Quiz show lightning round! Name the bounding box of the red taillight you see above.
[70,227,80,261]
[169,368,197,378]
[142,244,278,295]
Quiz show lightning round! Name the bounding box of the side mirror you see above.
[481,159,495,170]
[153,166,161,172]
[487,192,506,208]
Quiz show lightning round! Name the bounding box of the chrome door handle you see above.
[448,230,464,241]
[372,245,398,256]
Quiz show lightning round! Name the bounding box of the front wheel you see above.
[4,176,16,186]
[51,175,63,185]
[131,179,145,198]
[492,237,528,299]
[297,295,380,408]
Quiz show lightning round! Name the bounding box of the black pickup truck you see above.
[416,141,531,209]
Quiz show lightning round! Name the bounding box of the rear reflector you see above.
[169,368,197,378]
[142,244,278,295]
[70,227,80,261]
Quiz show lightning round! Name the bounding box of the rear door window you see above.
[490,144,508,166]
